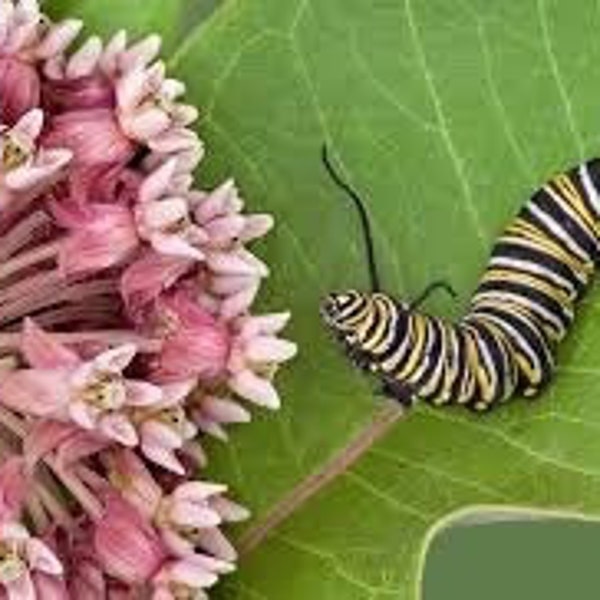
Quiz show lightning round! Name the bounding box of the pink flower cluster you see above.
[0,2,296,598]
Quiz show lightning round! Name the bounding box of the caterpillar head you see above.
[321,290,406,345]
[320,290,367,336]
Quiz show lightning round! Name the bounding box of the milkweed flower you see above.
[0,1,296,597]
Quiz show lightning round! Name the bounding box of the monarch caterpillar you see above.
[320,146,600,412]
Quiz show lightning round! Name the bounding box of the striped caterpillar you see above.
[320,146,600,412]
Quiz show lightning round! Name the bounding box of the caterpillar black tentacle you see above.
[321,150,600,412]
[321,144,382,292]
[409,279,458,310]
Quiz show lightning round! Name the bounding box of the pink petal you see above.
[240,312,291,337]
[181,440,207,468]
[5,572,35,600]
[68,400,97,429]
[195,528,237,562]
[125,380,163,407]
[194,416,228,441]
[0,369,70,417]
[26,539,63,575]
[13,108,43,141]
[32,572,70,600]
[108,450,162,517]
[160,379,196,406]
[142,444,185,475]
[58,205,138,275]
[203,215,245,244]
[211,274,259,295]
[66,36,102,78]
[159,528,194,557]
[36,19,84,59]
[99,414,138,447]
[228,369,280,409]
[219,283,260,320]
[190,553,235,575]
[160,78,186,100]
[55,431,110,468]
[121,107,170,141]
[5,150,72,190]
[139,159,177,204]
[167,558,218,589]
[169,502,221,528]
[0,56,40,123]
[172,481,227,502]
[21,318,80,369]
[99,30,127,75]
[43,108,135,169]
[202,397,250,425]
[245,336,297,363]
[141,420,182,449]
[151,233,204,261]
[138,196,188,229]
[193,179,239,222]
[119,35,162,72]
[240,213,274,242]
[208,497,250,523]
[120,251,193,317]
[93,344,137,373]
[148,129,199,154]
[94,495,166,585]
[206,249,268,277]
[24,420,80,468]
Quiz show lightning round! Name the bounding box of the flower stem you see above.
[0,330,162,352]
[0,240,60,282]
[0,211,52,262]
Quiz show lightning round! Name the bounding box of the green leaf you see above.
[49,0,600,598]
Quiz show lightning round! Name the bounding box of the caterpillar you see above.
[320,145,600,412]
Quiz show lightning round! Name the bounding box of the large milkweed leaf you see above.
[49,0,600,598]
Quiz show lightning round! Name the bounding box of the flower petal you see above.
[68,400,98,429]
[0,369,70,417]
[93,344,137,373]
[151,233,204,261]
[244,335,298,363]
[5,572,36,600]
[99,414,138,447]
[126,380,163,407]
[26,539,63,575]
[228,369,280,409]
[202,397,250,425]
[21,318,80,369]
[172,481,227,503]
[142,443,185,475]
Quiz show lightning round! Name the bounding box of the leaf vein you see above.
[537,0,585,158]
[403,0,488,248]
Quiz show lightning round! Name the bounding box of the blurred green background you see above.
[425,519,600,599]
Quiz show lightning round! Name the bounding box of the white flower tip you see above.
[18,108,44,138]
[66,35,103,79]
[121,34,162,71]
[110,29,128,46]
[147,59,166,81]
[65,18,84,34]
[246,337,297,364]
[28,539,64,576]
